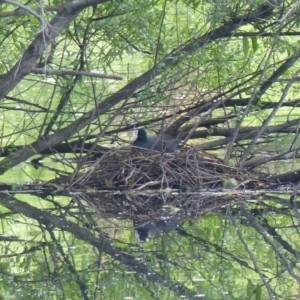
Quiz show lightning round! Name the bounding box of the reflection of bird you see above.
[133,218,180,242]
[133,128,179,153]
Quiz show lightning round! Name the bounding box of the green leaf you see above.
[243,37,249,56]
[251,37,258,52]
[247,280,254,298]
[255,285,262,300]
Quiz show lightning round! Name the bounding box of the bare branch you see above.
[31,68,122,80]
[2,0,43,22]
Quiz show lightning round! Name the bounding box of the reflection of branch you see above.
[48,230,89,300]
[229,214,274,298]
[0,194,196,298]
[176,228,257,271]
[262,219,300,258]
[32,68,122,80]
[240,203,300,284]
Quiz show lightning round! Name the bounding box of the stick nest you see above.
[73,147,257,190]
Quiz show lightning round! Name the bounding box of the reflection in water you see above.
[0,190,299,299]
[133,218,180,242]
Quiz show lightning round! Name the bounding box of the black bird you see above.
[133,218,180,243]
[133,128,178,153]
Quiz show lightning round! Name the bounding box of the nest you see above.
[74,147,257,190]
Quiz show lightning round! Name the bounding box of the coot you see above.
[133,128,178,153]
[133,218,180,243]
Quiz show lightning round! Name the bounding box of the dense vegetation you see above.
[1,0,300,175]
[1,1,300,299]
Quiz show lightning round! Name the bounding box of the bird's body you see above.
[133,218,180,242]
[133,128,178,153]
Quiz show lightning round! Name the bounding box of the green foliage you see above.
[2,1,300,299]
[1,0,298,147]
[6,144,17,154]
